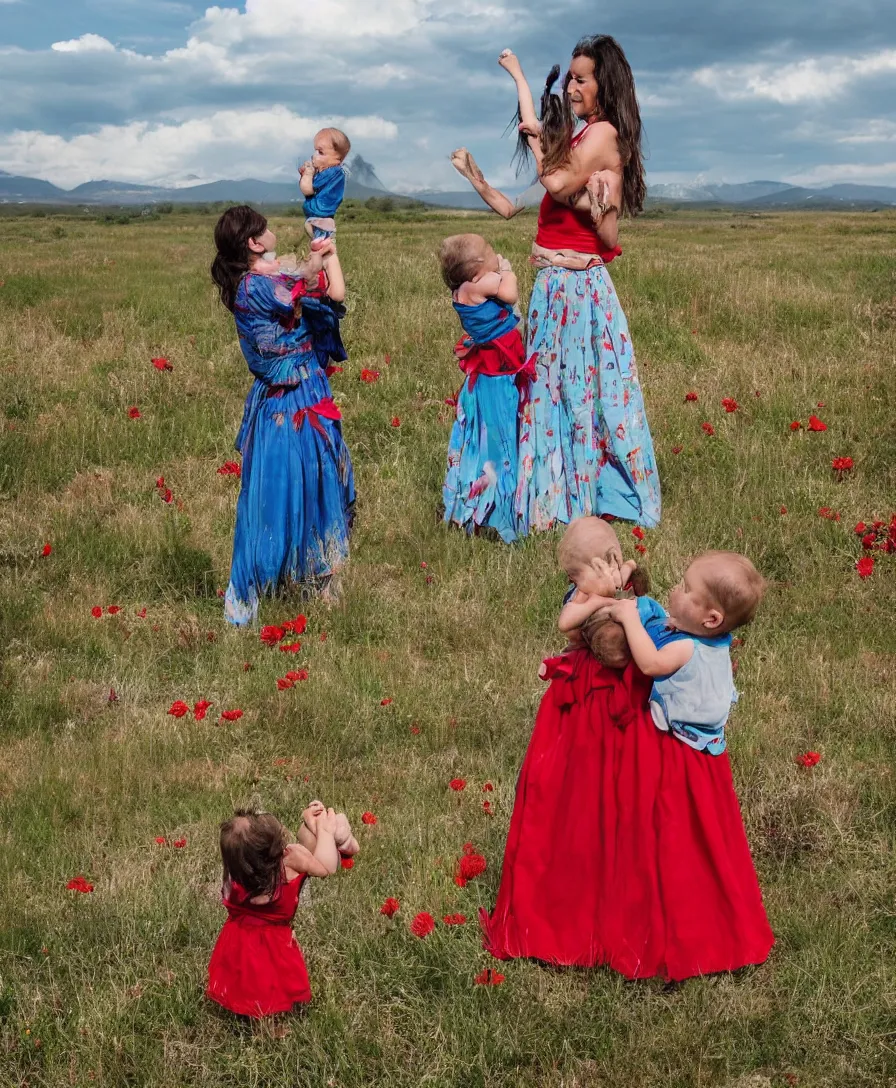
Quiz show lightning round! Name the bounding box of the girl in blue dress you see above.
[211,206,355,626]
[439,234,535,544]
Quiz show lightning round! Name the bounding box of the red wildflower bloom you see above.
[854,522,867,535]
[384,353,392,365]
[155,476,165,488]
[816,402,825,408]
[216,461,241,477]
[107,688,118,702]
[380,897,400,918]
[482,782,494,792]
[443,913,466,926]
[380,697,393,706]
[861,533,877,549]
[795,751,821,768]
[285,669,309,682]
[282,615,307,635]
[390,417,401,428]
[454,876,468,888]
[360,368,380,383]
[173,838,187,848]
[721,397,738,413]
[807,415,827,432]
[817,507,841,521]
[449,778,466,791]
[457,852,487,881]
[325,364,343,377]
[136,607,147,618]
[127,406,141,419]
[635,544,647,554]
[41,542,52,557]
[361,812,377,825]
[151,357,172,371]
[193,699,213,721]
[483,801,493,814]
[167,700,190,718]
[106,605,121,615]
[220,709,243,722]
[410,912,435,937]
[259,625,284,646]
[410,724,421,735]
[780,506,787,515]
[279,641,302,653]
[832,456,853,473]
[91,606,103,618]
[856,556,874,579]
[790,421,801,431]
[684,392,698,402]
[474,968,505,986]
[66,876,94,894]
[319,631,327,642]
[701,422,715,435]
[671,445,683,455]
[155,836,167,845]
[632,526,645,541]
[161,488,173,503]
[277,677,295,690]
[340,856,354,870]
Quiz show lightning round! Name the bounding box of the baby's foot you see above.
[334,813,360,857]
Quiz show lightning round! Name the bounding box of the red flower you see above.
[454,876,468,888]
[360,369,380,383]
[795,751,821,768]
[154,836,168,845]
[482,782,494,792]
[319,631,327,641]
[807,415,827,432]
[631,526,645,541]
[220,709,243,722]
[410,724,421,735]
[861,533,877,549]
[832,456,853,473]
[260,625,284,646]
[635,544,647,555]
[279,641,302,653]
[106,605,121,615]
[457,852,487,882]
[701,422,714,436]
[380,897,400,918]
[136,607,147,618]
[442,913,466,926]
[384,353,392,365]
[91,606,103,618]
[193,699,213,721]
[326,364,343,377]
[277,677,295,690]
[790,421,801,431]
[66,876,94,894]
[283,615,307,634]
[216,461,241,477]
[161,488,173,503]
[410,912,435,938]
[361,812,377,825]
[285,669,309,682]
[449,778,466,791]
[127,406,141,419]
[167,700,190,718]
[155,476,165,488]
[721,397,738,413]
[817,507,841,521]
[444,394,458,408]
[854,522,867,535]
[151,357,172,371]
[390,417,401,428]
[684,392,698,403]
[380,697,393,706]
[671,445,683,455]
[856,556,874,579]
[779,506,787,515]
[474,968,505,986]
[41,542,52,557]
[172,838,187,848]
[341,856,355,870]
[482,801,493,814]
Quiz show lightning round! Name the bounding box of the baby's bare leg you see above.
[334,813,360,856]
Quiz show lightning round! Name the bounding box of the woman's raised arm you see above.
[450,148,529,220]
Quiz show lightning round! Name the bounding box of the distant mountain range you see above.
[1,165,894,210]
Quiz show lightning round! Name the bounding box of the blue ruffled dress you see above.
[224,273,355,626]
[443,298,531,544]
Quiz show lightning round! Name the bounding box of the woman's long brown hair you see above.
[211,205,268,312]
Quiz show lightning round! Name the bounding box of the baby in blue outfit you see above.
[299,128,350,241]
[600,551,765,754]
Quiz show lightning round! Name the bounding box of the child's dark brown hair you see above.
[219,809,286,899]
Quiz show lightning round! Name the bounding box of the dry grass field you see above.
[0,206,894,1087]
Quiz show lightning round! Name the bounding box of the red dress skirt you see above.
[481,650,774,980]
[206,875,312,1017]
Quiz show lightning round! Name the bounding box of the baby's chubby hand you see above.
[598,596,639,623]
[316,807,339,836]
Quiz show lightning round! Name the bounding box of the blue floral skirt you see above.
[516,264,660,532]
[224,368,354,626]
[443,373,521,544]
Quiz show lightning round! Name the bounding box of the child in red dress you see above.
[206,803,358,1018]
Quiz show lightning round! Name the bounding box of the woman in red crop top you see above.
[452,37,661,534]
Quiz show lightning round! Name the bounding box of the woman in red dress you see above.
[207,803,357,1017]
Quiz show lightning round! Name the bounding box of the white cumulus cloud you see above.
[51,34,119,54]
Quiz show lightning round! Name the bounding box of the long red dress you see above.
[481,650,774,980]
[206,875,312,1017]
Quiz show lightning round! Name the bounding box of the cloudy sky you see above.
[1,0,895,192]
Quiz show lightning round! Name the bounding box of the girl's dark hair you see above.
[513,36,646,217]
[220,809,286,899]
[211,205,268,311]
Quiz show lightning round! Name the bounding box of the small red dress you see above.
[481,649,774,981]
[206,875,312,1017]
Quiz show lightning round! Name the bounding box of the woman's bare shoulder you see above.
[575,121,622,170]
